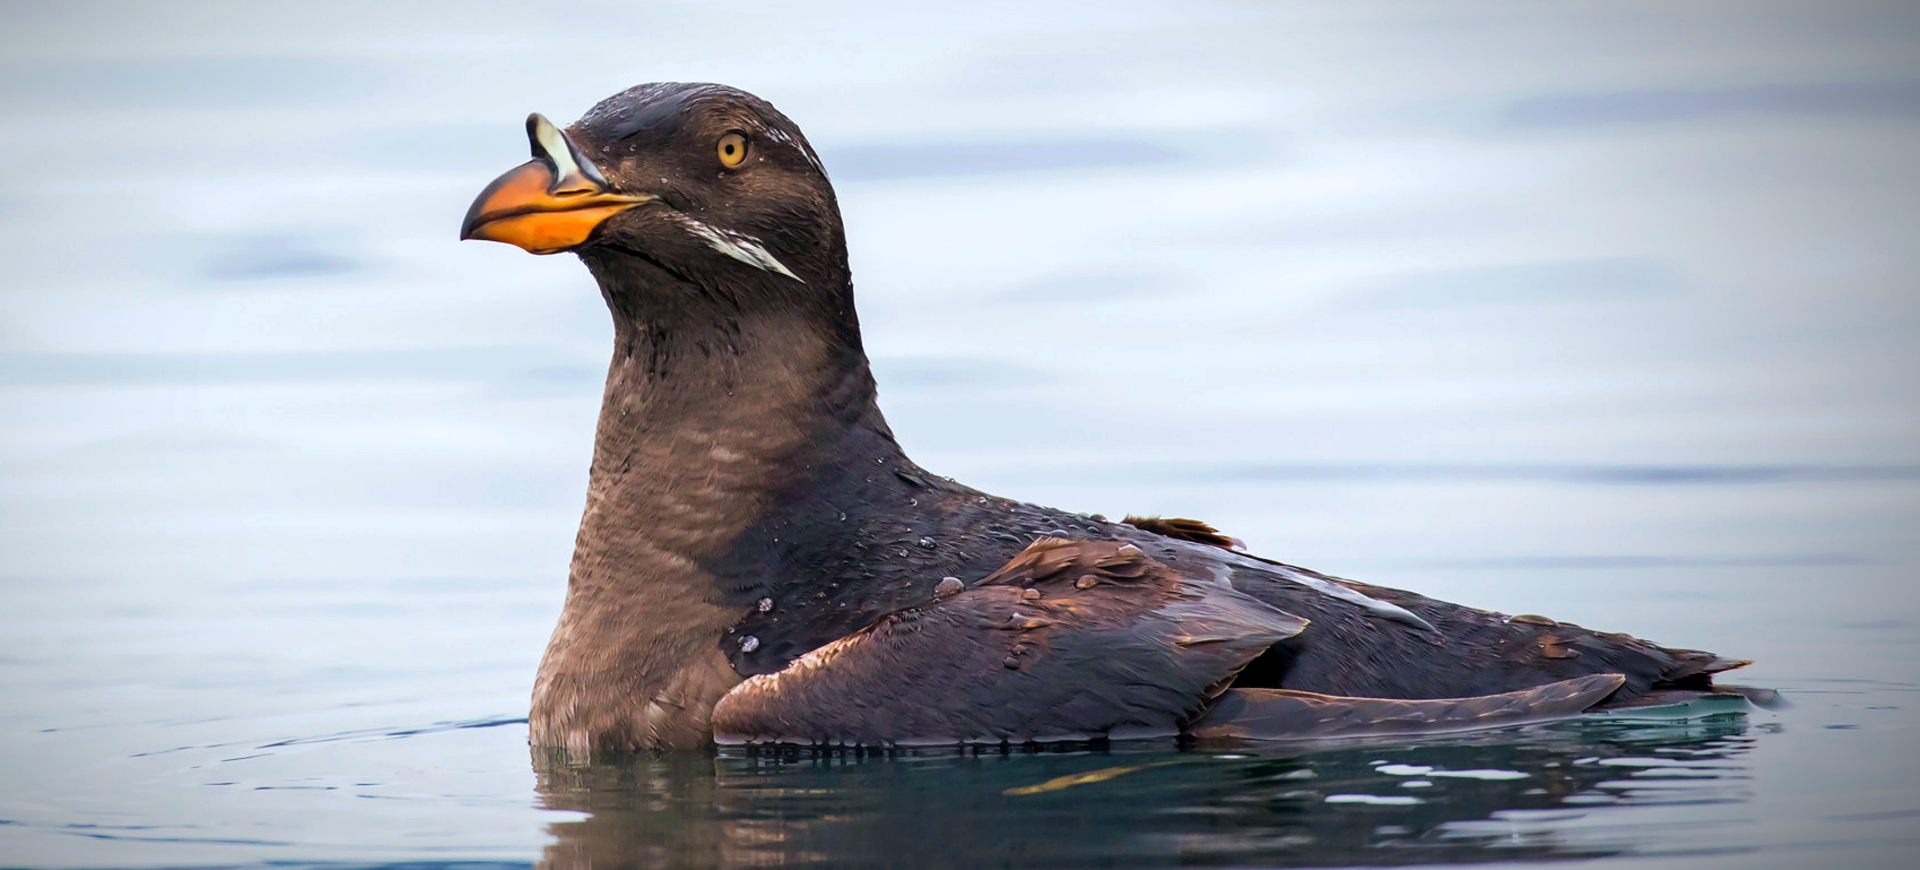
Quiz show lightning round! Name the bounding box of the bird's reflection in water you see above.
[531,713,1755,869]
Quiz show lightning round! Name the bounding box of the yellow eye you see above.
[717,132,748,168]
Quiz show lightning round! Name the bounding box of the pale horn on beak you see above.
[459,113,653,254]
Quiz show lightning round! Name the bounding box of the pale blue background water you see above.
[1,1,1917,867]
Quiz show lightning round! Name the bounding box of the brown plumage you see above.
[1189,674,1627,742]
[712,540,1306,745]
[458,82,1755,751]
[1122,515,1241,549]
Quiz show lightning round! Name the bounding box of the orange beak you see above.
[459,113,654,255]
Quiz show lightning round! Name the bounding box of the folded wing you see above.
[711,539,1307,746]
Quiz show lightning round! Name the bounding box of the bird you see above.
[459,83,1753,752]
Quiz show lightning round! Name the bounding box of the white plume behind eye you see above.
[676,216,804,283]
[764,126,827,176]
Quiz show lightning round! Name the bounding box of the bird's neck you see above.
[533,292,908,748]
[577,249,895,551]
[582,309,901,559]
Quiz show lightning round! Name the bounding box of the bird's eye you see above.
[717,132,749,168]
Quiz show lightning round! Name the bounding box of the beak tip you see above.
[458,203,488,241]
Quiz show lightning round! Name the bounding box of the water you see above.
[2,1,1918,867]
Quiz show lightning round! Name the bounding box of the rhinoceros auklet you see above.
[459,83,1752,752]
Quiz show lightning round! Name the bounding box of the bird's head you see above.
[461,83,846,319]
